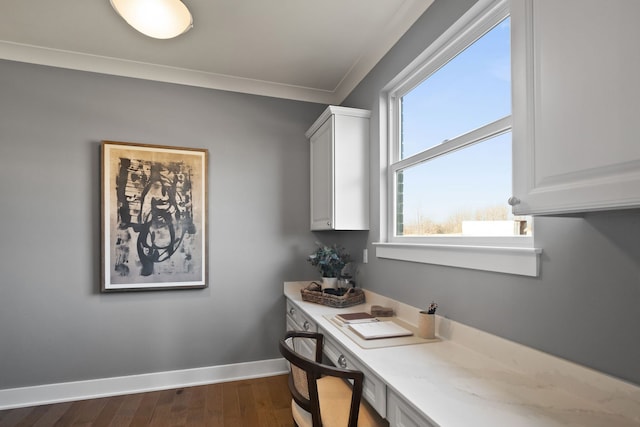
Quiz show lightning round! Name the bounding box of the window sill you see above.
[373,242,541,277]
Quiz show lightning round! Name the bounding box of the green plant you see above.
[307,243,351,278]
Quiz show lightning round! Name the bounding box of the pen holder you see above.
[417,312,435,339]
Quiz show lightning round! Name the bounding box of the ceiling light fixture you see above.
[110,0,193,39]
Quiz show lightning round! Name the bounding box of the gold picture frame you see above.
[101,141,208,291]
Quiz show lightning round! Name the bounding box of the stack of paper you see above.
[348,321,413,340]
[334,312,377,324]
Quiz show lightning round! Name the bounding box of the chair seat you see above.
[291,376,388,427]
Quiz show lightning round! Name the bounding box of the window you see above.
[376,0,540,276]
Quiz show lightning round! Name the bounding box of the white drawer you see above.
[286,317,298,333]
[286,299,316,332]
[322,331,387,418]
[284,299,318,361]
[387,389,436,427]
[285,317,316,360]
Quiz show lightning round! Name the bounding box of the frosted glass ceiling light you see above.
[110,0,193,39]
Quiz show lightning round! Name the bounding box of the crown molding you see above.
[0,0,434,105]
[0,41,336,104]
[333,0,434,102]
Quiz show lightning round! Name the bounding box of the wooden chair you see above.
[279,331,388,427]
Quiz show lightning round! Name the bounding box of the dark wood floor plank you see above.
[128,390,162,427]
[252,377,280,427]
[147,388,178,427]
[91,395,126,427]
[222,380,242,426]
[0,406,35,427]
[165,388,189,426]
[70,397,109,426]
[184,385,207,427]
[32,402,74,427]
[108,392,144,427]
[274,407,295,427]
[266,375,294,427]
[52,399,87,427]
[0,375,293,427]
[14,405,51,427]
[204,382,224,427]
[268,374,292,410]
[237,381,260,427]
[252,377,273,411]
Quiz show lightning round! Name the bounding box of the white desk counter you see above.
[284,282,640,427]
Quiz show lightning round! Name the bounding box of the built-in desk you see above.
[284,282,640,427]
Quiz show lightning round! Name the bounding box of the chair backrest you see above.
[279,331,365,427]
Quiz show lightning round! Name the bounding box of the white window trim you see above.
[376,0,541,277]
[390,116,512,174]
[374,242,541,277]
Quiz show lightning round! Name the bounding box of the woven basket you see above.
[300,282,365,308]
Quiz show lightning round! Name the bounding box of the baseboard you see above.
[0,358,289,410]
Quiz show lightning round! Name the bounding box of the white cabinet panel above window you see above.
[511,0,640,215]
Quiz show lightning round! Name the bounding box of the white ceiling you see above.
[0,0,434,104]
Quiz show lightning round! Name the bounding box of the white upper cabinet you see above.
[305,106,370,230]
[511,0,640,215]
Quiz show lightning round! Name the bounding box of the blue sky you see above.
[399,18,512,225]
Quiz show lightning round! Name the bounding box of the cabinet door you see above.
[322,331,386,418]
[387,390,436,427]
[511,0,640,215]
[333,114,370,230]
[310,117,334,230]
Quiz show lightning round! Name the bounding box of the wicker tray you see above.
[300,282,365,308]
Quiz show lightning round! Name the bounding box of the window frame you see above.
[375,0,541,276]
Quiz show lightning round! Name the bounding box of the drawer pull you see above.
[289,307,295,315]
[303,321,311,331]
[338,354,347,368]
[508,196,521,206]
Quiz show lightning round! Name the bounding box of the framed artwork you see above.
[101,141,208,292]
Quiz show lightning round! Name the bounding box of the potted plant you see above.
[307,243,351,289]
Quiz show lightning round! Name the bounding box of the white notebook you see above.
[348,321,413,340]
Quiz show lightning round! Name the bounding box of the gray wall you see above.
[2,0,638,393]
[342,0,640,386]
[0,59,323,388]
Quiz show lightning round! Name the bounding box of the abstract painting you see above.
[101,141,208,291]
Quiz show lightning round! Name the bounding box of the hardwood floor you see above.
[0,375,294,427]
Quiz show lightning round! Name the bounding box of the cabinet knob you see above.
[289,307,295,315]
[508,196,521,206]
[303,321,311,331]
[327,221,331,226]
[338,354,347,368]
